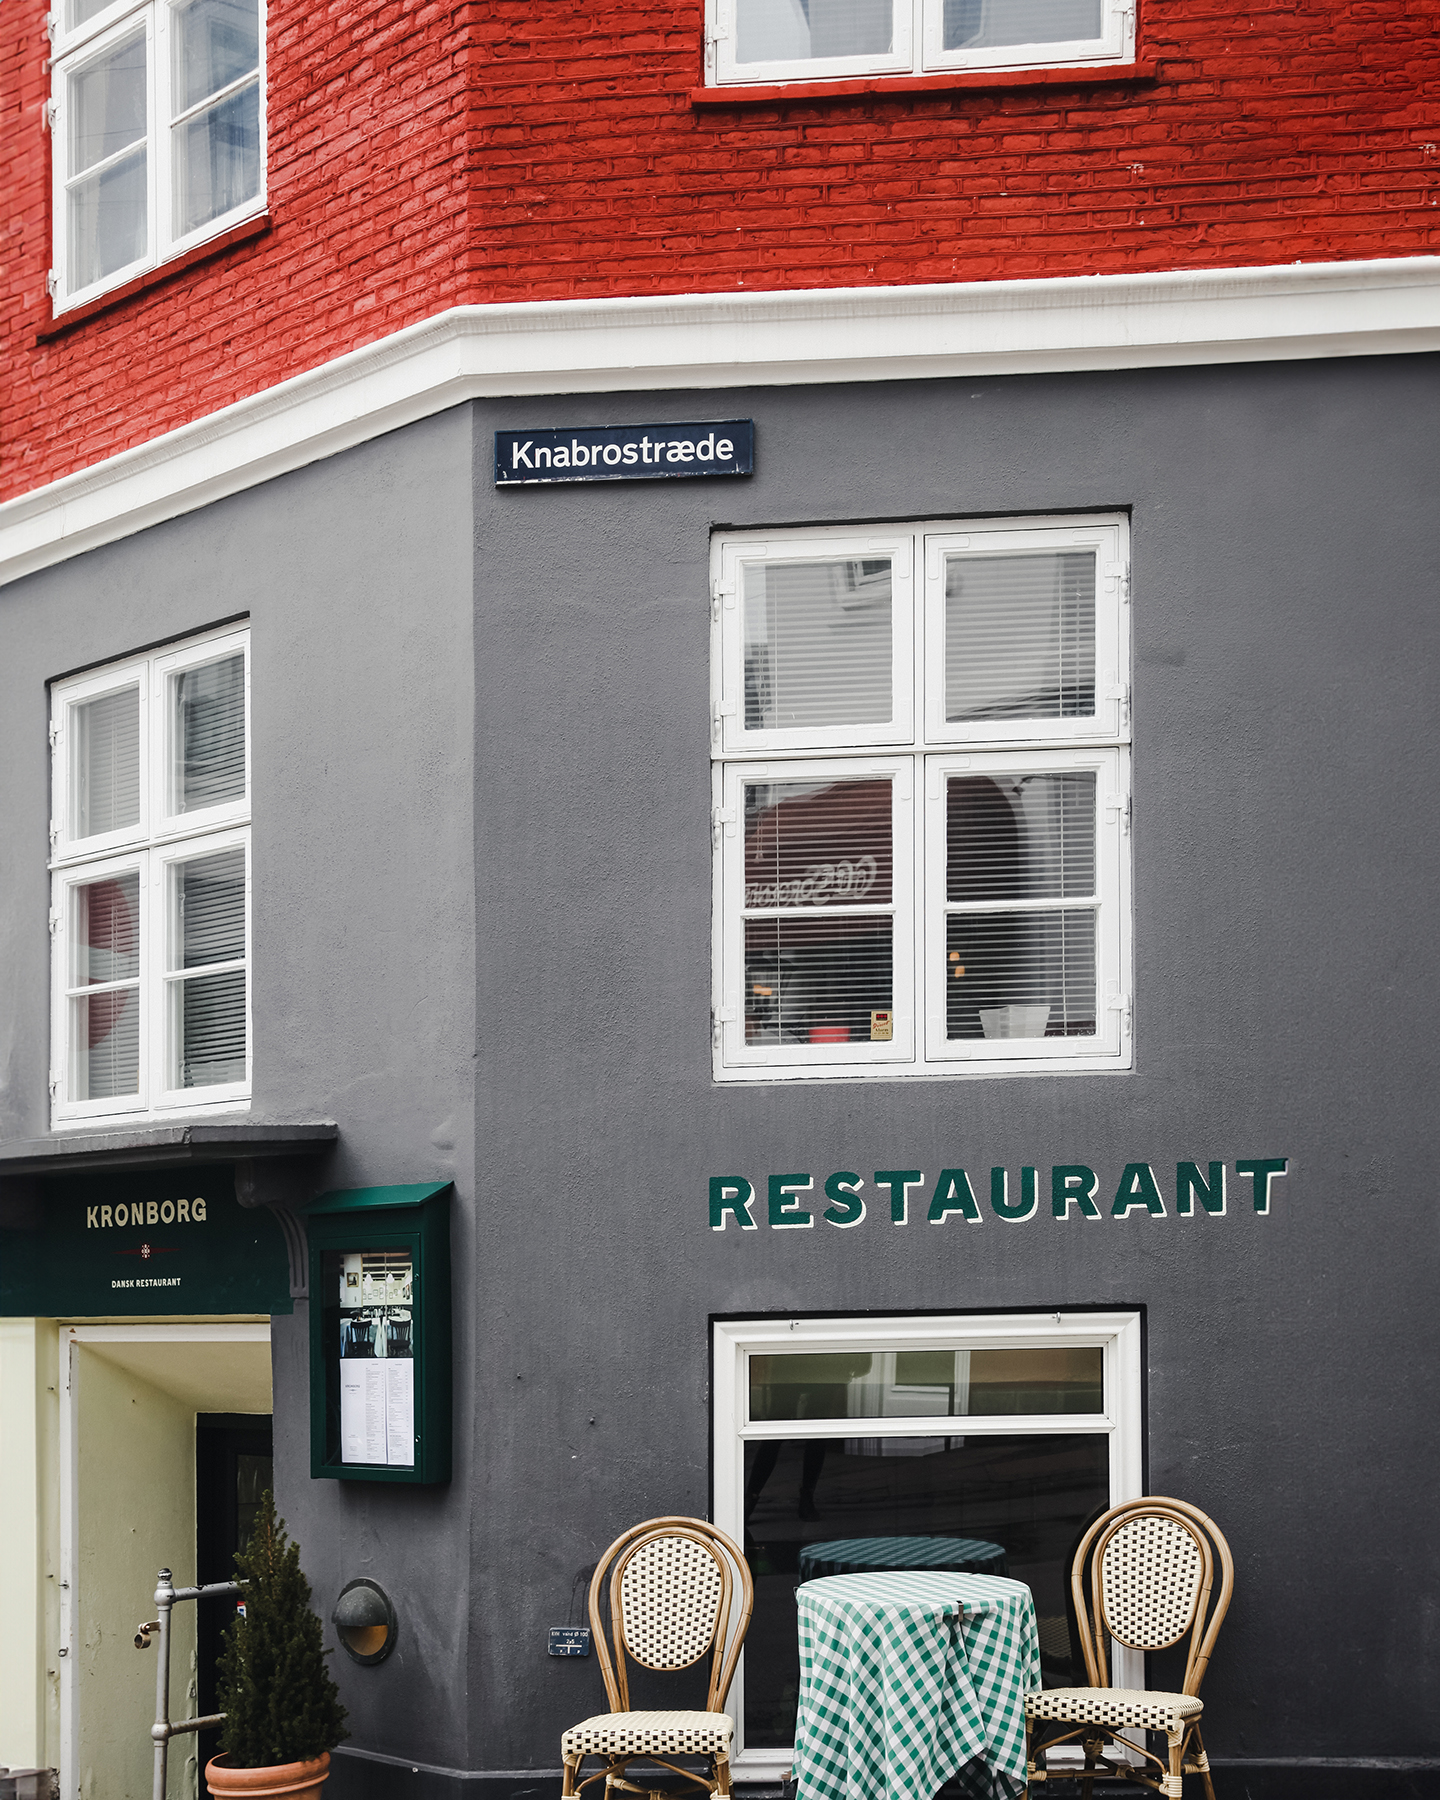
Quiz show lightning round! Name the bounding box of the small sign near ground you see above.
[548,1627,592,1657]
[496,421,754,485]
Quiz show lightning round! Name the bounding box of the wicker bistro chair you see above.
[561,1517,755,1800]
[1025,1498,1234,1800]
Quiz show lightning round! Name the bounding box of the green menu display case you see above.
[305,1182,452,1484]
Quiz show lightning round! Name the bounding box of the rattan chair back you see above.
[588,1516,754,1714]
[1072,1497,1233,1697]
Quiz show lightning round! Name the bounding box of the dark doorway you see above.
[196,1413,274,1770]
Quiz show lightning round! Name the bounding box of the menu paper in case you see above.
[386,1359,415,1467]
[339,1362,392,1464]
[340,1361,367,1463]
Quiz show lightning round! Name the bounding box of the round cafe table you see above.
[793,1570,1040,1800]
[797,1535,1009,1583]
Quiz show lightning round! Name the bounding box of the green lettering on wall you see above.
[1176,1161,1226,1215]
[709,1177,756,1231]
[1236,1158,1288,1213]
[769,1174,814,1229]
[990,1167,1038,1222]
[1051,1166,1100,1219]
[875,1170,924,1225]
[822,1173,866,1229]
[927,1170,981,1224]
[1112,1164,1166,1217]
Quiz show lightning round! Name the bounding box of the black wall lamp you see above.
[332,1579,397,1664]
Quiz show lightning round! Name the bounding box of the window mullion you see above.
[169,67,258,130]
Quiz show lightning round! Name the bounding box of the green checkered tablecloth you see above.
[794,1570,1041,1800]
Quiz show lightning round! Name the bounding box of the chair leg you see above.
[714,1752,732,1797]
[561,1755,581,1798]
[1161,1729,1184,1798]
[1187,1724,1216,1800]
[1078,1735,1102,1800]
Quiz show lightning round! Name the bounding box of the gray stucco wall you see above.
[3,354,1437,1785]
[463,356,1439,1774]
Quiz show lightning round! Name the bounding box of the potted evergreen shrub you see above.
[206,1492,348,1800]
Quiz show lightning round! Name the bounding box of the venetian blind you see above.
[945,551,1095,724]
[73,686,141,837]
[743,777,894,1045]
[743,557,892,731]
[942,0,1103,48]
[174,847,246,1086]
[736,0,894,62]
[944,772,1096,1039]
[73,873,141,1100]
[175,653,246,811]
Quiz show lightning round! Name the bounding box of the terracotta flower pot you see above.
[205,1752,330,1800]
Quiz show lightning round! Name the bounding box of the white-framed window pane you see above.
[743,1431,1111,1746]
[69,147,148,288]
[744,557,894,731]
[945,770,1097,1040]
[172,967,247,1086]
[69,32,147,172]
[942,0,1103,48]
[173,80,261,237]
[750,1345,1105,1420]
[945,550,1095,725]
[173,845,245,967]
[173,0,260,112]
[66,0,118,31]
[172,652,246,811]
[72,685,140,838]
[744,775,893,1045]
[944,906,1096,1039]
[72,870,140,985]
[946,771,1096,903]
[735,0,894,63]
[70,988,141,1098]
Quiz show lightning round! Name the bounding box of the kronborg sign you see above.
[495,420,754,485]
[710,1159,1290,1228]
[0,1164,292,1316]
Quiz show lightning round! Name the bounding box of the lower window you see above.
[712,1312,1143,1779]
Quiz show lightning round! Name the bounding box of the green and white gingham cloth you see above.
[793,1570,1041,1800]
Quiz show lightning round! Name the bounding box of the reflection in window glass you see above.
[69,873,142,1100]
[743,1433,1110,1745]
[173,0,259,113]
[73,686,141,838]
[750,1347,1104,1419]
[945,773,1097,1039]
[946,552,1095,724]
[174,80,261,236]
[736,0,893,62]
[174,654,246,812]
[70,34,147,173]
[942,0,1102,48]
[744,558,892,730]
[744,778,894,1045]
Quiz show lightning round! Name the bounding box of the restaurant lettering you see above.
[86,1197,208,1228]
[709,1160,1289,1229]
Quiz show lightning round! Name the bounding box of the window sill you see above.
[36,212,272,343]
[690,60,1156,106]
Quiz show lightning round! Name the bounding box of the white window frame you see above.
[49,624,251,1125]
[706,0,1135,87]
[711,515,1132,1083]
[48,0,267,314]
[713,1311,1145,1785]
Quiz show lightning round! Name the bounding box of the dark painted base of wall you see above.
[329,1752,1440,1800]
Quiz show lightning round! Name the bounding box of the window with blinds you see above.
[713,520,1129,1079]
[709,0,1133,85]
[50,626,251,1121]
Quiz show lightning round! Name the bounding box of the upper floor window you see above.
[711,517,1131,1081]
[49,0,264,312]
[706,0,1134,84]
[49,626,250,1124]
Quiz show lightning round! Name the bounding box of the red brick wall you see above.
[3,0,1438,499]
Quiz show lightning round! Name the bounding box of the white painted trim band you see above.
[4,255,1438,587]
